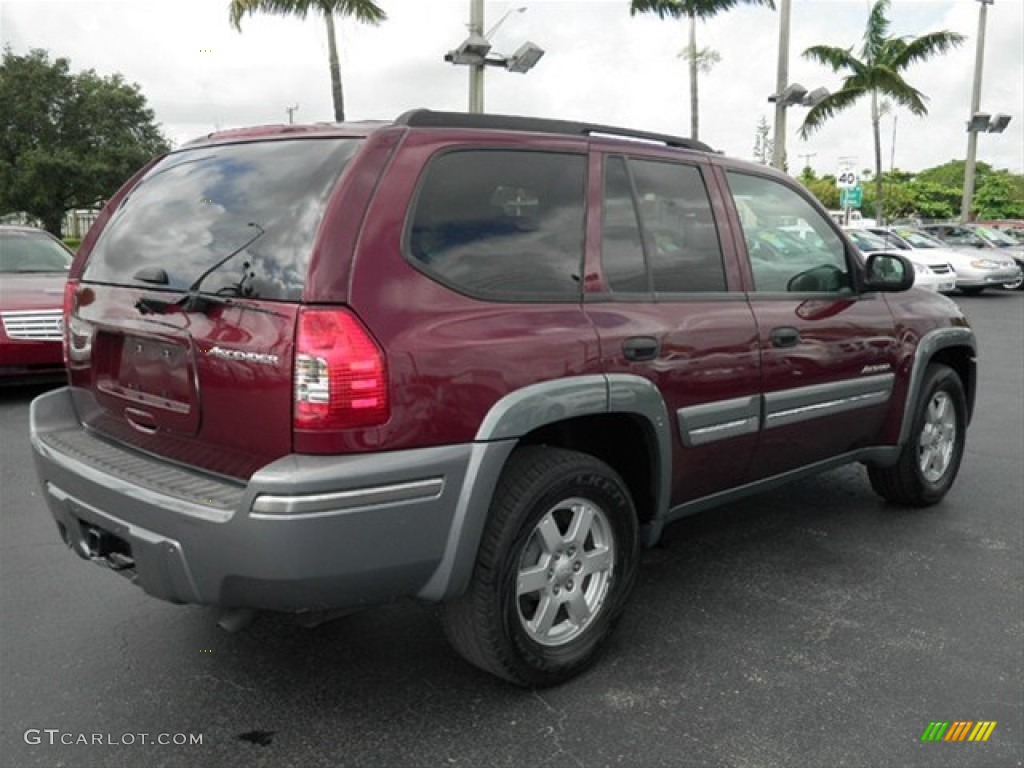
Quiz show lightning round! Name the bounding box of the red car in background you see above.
[0,226,72,383]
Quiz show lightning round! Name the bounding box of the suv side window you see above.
[601,156,649,292]
[600,157,726,294]
[726,172,852,294]
[408,150,586,300]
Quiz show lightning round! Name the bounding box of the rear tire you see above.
[443,446,638,687]
[868,364,966,507]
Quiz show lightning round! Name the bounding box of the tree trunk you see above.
[871,90,883,222]
[688,13,699,140]
[324,12,345,122]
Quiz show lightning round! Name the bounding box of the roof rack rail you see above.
[395,109,713,153]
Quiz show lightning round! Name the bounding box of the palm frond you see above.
[861,0,892,61]
[871,67,928,116]
[798,86,867,139]
[334,0,386,25]
[229,0,384,30]
[802,45,864,77]
[629,0,686,19]
[631,0,773,20]
[889,30,965,71]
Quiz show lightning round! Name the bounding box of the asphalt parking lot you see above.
[1,292,1021,768]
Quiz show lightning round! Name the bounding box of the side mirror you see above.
[863,253,914,292]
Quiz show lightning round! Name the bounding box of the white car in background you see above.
[843,227,956,293]
[866,226,1021,295]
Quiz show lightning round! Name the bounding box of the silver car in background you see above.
[866,226,1022,295]
[921,223,1024,291]
[844,228,956,293]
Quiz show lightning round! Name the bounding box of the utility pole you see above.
[469,0,485,113]
[770,0,791,170]
[961,0,992,223]
[798,152,816,172]
[285,104,299,125]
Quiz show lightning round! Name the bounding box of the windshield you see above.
[0,231,73,273]
[845,229,890,252]
[84,138,361,301]
[893,228,944,248]
[973,225,1017,246]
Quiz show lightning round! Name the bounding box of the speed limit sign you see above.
[837,168,860,189]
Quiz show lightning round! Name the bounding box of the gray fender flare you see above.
[896,327,977,448]
[417,374,672,601]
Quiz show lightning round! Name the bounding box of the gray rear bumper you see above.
[30,387,513,612]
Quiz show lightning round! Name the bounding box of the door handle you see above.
[770,327,801,348]
[623,336,659,361]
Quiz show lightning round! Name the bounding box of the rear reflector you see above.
[294,308,388,430]
[62,279,78,366]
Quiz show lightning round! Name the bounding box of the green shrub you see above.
[62,237,81,251]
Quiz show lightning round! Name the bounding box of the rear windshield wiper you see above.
[180,222,264,312]
[133,223,265,316]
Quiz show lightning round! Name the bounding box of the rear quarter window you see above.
[83,138,361,301]
[406,150,586,301]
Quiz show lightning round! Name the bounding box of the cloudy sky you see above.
[2,0,1022,177]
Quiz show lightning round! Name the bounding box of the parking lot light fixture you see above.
[769,81,829,170]
[967,112,992,132]
[505,42,545,74]
[988,113,1011,133]
[445,1,542,113]
[961,0,995,222]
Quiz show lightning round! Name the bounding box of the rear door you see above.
[586,151,760,506]
[68,137,362,478]
[719,168,900,480]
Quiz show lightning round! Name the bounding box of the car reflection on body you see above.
[866,226,1022,294]
[843,227,956,294]
[0,226,72,383]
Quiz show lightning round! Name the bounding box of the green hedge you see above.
[62,237,81,251]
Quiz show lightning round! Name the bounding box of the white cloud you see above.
[2,0,1021,176]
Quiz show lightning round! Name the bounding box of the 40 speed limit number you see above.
[837,168,860,189]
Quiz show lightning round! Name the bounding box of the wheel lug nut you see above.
[567,580,574,590]
[573,562,581,572]
[553,586,560,595]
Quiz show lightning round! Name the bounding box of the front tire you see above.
[1002,275,1024,291]
[443,446,638,687]
[868,364,967,506]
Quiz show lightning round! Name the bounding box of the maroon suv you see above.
[31,110,976,686]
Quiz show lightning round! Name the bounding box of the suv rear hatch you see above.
[66,137,362,479]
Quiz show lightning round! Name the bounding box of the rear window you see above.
[84,138,361,301]
[0,231,72,273]
[407,150,586,300]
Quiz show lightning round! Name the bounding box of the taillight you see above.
[293,308,389,430]
[62,279,78,366]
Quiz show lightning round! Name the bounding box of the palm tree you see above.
[799,0,963,221]
[630,0,775,141]
[229,0,386,123]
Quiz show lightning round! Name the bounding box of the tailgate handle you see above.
[124,408,158,435]
[771,327,801,348]
[623,336,659,362]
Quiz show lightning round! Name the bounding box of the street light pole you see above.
[961,0,993,223]
[771,0,791,170]
[468,0,485,113]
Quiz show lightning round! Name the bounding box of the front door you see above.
[722,169,900,480]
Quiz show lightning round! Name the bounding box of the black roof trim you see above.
[395,109,713,153]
